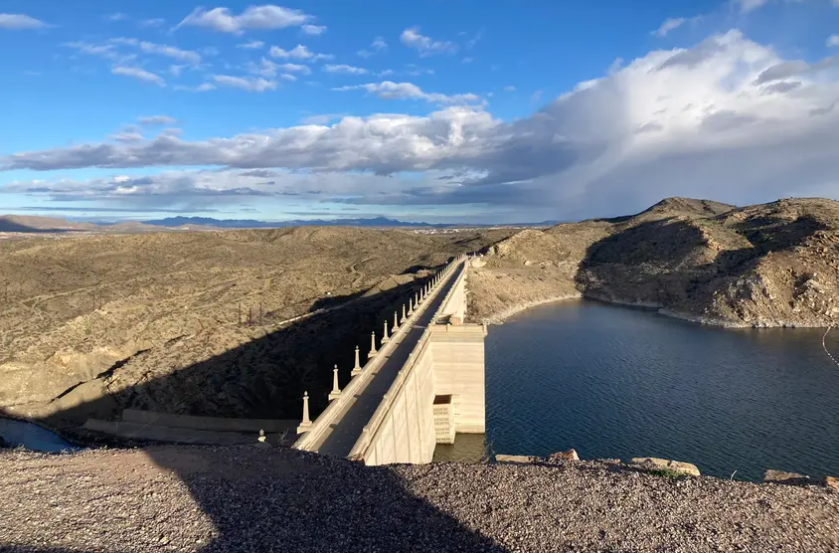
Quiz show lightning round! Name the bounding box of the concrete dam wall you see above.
[294,255,487,466]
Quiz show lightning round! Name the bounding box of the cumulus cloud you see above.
[334,81,482,105]
[324,64,368,75]
[654,18,687,37]
[735,0,769,13]
[829,35,839,47]
[0,169,442,213]
[8,30,839,219]
[359,37,388,58]
[110,38,202,65]
[269,44,332,61]
[140,18,165,28]
[277,62,311,74]
[174,83,216,93]
[138,115,177,126]
[246,59,311,78]
[237,40,265,49]
[177,5,311,34]
[400,27,457,56]
[0,13,49,29]
[755,54,839,84]
[112,67,166,86]
[302,24,326,35]
[212,75,277,92]
[109,132,145,143]
[64,41,126,61]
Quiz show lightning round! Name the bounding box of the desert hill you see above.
[470,197,839,328]
[0,226,513,434]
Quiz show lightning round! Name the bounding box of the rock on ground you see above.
[2,445,838,552]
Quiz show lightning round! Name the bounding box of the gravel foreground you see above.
[2,446,838,553]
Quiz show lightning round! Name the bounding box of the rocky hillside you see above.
[470,197,839,327]
[0,227,513,433]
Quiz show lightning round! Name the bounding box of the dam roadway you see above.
[304,260,464,457]
[294,254,486,465]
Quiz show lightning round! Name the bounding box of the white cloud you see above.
[735,0,769,13]
[177,5,312,34]
[300,113,344,125]
[112,67,166,86]
[110,38,202,65]
[237,40,265,49]
[358,37,388,59]
[335,81,481,105]
[212,75,277,92]
[138,115,177,126]
[105,13,127,22]
[64,41,125,61]
[246,58,279,77]
[302,24,326,35]
[0,13,48,29]
[654,18,687,37]
[324,64,368,75]
[503,85,516,92]
[462,57,474,64]
[278,62,312,74]
[828,35,839,47]
[140,18,165,28]
[10,30,839,219]
[405,65,434,76]
[174,83,216,93]
[400,27,457,56]
[269,44,332,61]
[109,132,144,143]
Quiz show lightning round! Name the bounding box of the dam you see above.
[293,254,487,465]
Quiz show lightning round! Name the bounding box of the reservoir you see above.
[0,417,79,452]
[435,300,839,482]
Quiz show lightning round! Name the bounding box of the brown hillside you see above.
[0,227,513,435]
[470,197,839,327]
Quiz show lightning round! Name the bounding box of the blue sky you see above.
[1,0,839,223]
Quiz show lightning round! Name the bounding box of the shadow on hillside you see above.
[1,259,511,552]
[0,221,81,234]
[574,216,827,306]
[37,274,438,433]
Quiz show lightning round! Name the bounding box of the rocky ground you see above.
[2,445,838,553]
[469,197,839,328]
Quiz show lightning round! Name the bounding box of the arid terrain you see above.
[0,225,513,437]
[2,446,837,553]
[3,197,839,440]
[470,197,839,328]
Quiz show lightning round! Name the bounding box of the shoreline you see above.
[479,293,582,324]
[481,288,834,329]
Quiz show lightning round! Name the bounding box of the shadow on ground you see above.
[2,256,510,552]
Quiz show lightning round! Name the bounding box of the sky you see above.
[1,1,839,224]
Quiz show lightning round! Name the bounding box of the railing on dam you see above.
[292,255,466,455]
[347,261,469,464]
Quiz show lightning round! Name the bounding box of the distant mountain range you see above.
[0,214,560,234]
[138,216,440,228]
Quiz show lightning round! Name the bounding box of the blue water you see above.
[0,417,79,452]
[442,300,839,481]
